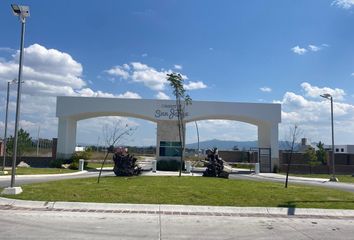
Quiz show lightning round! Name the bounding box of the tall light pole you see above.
[2,79,16,173]
[320,93,338,182]
[195,121,200,158]
[2,4,30,195]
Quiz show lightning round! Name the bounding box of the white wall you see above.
[56,97,281,171]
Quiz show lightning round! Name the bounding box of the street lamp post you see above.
[1,4,30,195]
[320,93,338,182]
[195,121,200,158]
[2,80,16,173]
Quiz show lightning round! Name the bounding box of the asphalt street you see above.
[0,209,353,240]
[1,170,354,240]
[0,171,115,188]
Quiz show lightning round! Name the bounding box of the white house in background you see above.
[325,145,354,154]
[298,138,354,154]
[56,96,281,172]
[75,146,86,152]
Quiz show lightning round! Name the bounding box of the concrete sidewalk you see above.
[0,170,88,179]
[1,197,354,219]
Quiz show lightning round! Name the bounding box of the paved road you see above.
[0,171,115,188]
[0,209,353,240]
[229,174,354,193]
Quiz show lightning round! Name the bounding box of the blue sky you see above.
[1,0,354,147]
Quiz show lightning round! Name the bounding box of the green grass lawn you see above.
[280,173,354,183]
[2,167,77,175]
[3,176,354,209]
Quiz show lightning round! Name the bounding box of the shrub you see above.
[72,151,91,162]
[69,151,90,170]
[69,160,78,170]
[49,159,64,168]
[157,159,185,171]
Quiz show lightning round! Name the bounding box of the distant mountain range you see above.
[79,138,305,151]
[186,139,257,150]
[186,139,303,151]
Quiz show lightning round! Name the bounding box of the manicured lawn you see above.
[281,173,354,183]
[3,167,77,175]
[3,176,354,209]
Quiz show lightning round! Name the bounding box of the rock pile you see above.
[202,148,229,179]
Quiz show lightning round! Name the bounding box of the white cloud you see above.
[184,81,207,90]
[106,66,130,79]
[301,82,346,100]
[141,53,148,57]
[0,43,141,140]
[332,0,354,9]
[0,47,15,53]
[122,64,130,70]
[260,87,272,92]
[291,46,308,55]
[155,91,170,100]
[77,116,140,145]
[106,62,198,91]
[17,44,83,77]
[131,62,150,71]
[76,88,141,99]
[187,120,257,142]
[308,44,329,52]
[291,44,328,55]
[308,44,320,52]
[174,64,182,70]
[277,83,354,144]
[130,64,168,91]
[117,91,141,99]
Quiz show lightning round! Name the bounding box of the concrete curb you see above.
[0,170,88,179]
[255,173,354,187]
[1,197,354,218]
[257,173,330,183]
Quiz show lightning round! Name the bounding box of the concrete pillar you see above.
[258,122,279,171]
[156,121,185,160]
[56,117,77,159]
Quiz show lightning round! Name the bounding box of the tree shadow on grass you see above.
[278,200,354,215]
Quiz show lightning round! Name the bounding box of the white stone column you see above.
[257,122,279,171]
[156,121,185,160]
[56,117,77,159]
[270,123,279,162]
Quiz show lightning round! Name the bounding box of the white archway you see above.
[56,97,281,171]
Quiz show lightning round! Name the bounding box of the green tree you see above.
[166,73,192,177]
[316,141,328,165]
[6,128,32,160]
[305,147,319,174]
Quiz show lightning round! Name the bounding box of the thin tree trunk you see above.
[176,97,183,177]
[97,152,110,183]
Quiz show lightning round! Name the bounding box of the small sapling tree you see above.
[316,141,328,165]
[305,147,319,174]
[166,73,192,177]
[284,124,302,188]
[6,128,32,161]
[97,120,137,183]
